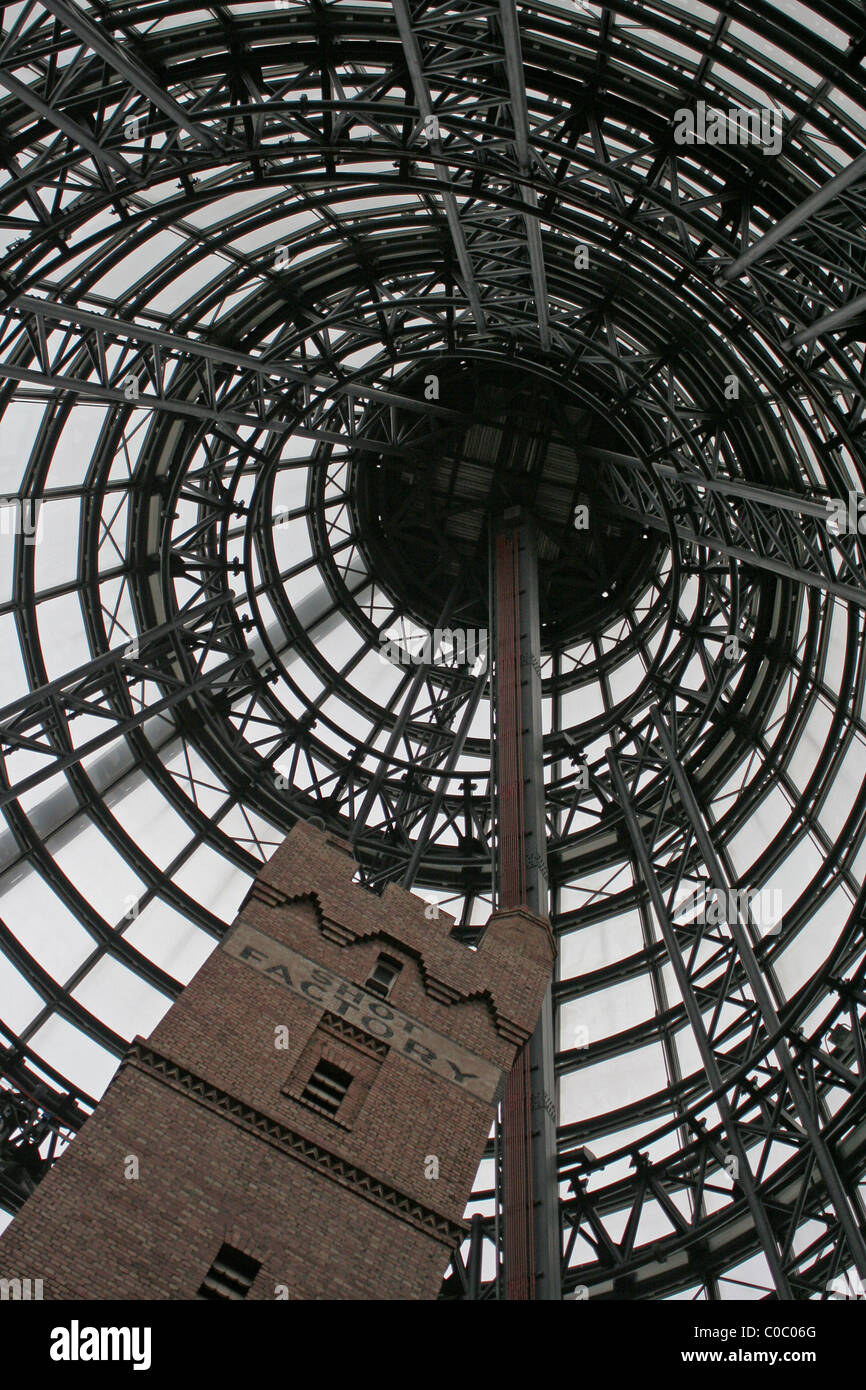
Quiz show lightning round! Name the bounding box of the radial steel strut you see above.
[492,512,560,1300]
[650,708,866,1283]
[607,749,794,1296]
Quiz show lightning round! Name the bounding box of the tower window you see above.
[196,1244,260,1300]
[365,953,403,1000]
[300,1058,354,1116]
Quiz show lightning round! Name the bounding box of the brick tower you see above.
[0,821,554,1299]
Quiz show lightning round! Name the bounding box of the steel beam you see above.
[391,0,488,328]
[720,152,866,281]
[492,512,560,1300]
[784,291,866,348]
[0,596,250,807]
[581,446,839,519]
[0,67,140,184]
[399,666,489,889]
[0,296,470,445]
[348,572,486,884]
[0,295,471,425]
[646,520,866,608]
[0,360,458,459]
[498,0,550,351]
[4,296,466,420]
[607,748,793,1296]
[652,707,866,1280]
[38,0,226,158]
[585,448,866,608]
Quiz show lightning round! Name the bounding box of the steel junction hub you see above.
[352,361,667,646]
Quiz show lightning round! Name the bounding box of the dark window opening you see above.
[196,1243,260,1300]
[365,953,403,1000]
[301,1058,353,1116]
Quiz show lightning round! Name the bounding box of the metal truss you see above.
[0,1022,92,1215]
[392,0,551,345]
[0,294,471,446]
[721,148,866,350]
[346,597,491,894]
[591,709,866,1298]
[0,595,251,807]
[1,291,862,613]
[0,0,864,1300]
[595,450,866,609]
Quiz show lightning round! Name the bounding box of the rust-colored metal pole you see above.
[492,512,560,1300]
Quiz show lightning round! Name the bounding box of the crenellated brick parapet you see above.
[0,820,555,1301]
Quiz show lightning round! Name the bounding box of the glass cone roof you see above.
[0,0,865,1300]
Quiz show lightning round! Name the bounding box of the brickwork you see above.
[0,821,554,1299]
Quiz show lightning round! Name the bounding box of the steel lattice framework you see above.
[0,0,865,1300]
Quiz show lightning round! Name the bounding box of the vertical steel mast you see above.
[491,510,561,1300]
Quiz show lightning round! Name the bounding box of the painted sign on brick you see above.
[224,920,505,1104]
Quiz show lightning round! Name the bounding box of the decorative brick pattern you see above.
[284,1020,385,1129]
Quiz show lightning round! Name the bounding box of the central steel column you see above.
[491,510,561,1300]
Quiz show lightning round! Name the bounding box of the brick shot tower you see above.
[0,821,554,1300]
